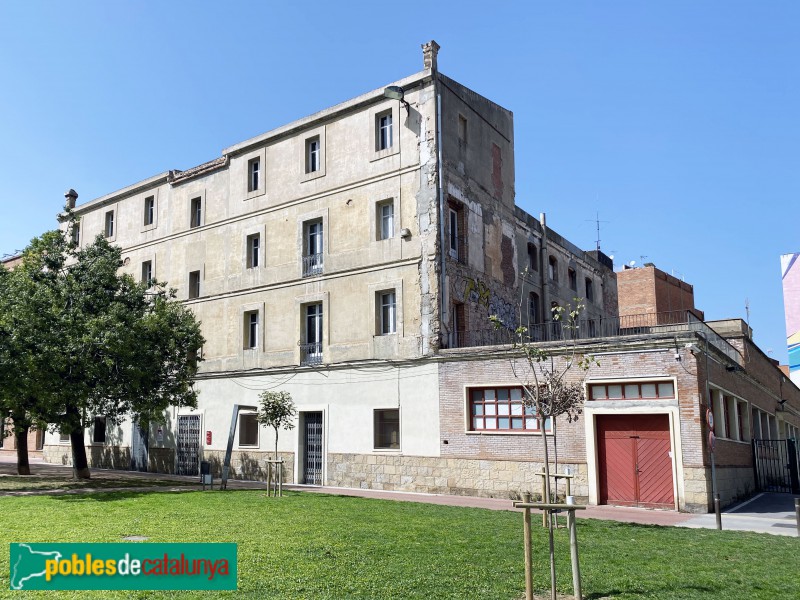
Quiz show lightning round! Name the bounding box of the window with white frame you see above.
[141,261,153,285]
[377,200,394,241]
[374,409,399,449]
[468,387,552,432]
[248,157,261,192]
[246,233,260,268]
[104,210,115,238]
[70,222,80,245]
[93,416,106,444]
[589,381,675,400]
[378,290,396,335]
[376,111,393,151]
[144,196,155,226]
[244,310,259,349]
[190,197,202,228]
[302,303,323,365]
[238,413,259,447]
[306,137,321,173]
[302,220,323,276]
[188,271,201,299]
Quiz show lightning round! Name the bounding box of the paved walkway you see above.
[2,455,797,535]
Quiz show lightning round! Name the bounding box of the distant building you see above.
[781,253,800,385]
[617,263,703,320]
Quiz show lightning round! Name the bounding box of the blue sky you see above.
[1,1,798,363]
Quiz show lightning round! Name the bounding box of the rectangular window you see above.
[568,268,577,291]
[93,416,106,444]
[374,409,400,449]
[589,381,675,400]
[469,387,552,432]
[144,196,155,226]
[248,158,260,192]
[379,291,397,335]
[70,222,80,245]
[306,137,320,173]
[188,270,201,299]
[377,112,393,151]
[585,278,594,303]
[527,243,538,272]
[104,210,114,238]
[458,114,467,145]
[548,256,558,281]
[448,202,466,262]
[449,208,459,258]
[302,303,323,365]
[303,220,323,276]
[190,197,202,228]
[451,302,466,348]
[244,310,259,349]
[528,292,540,325]
[239,413,259,447]
[246,233,260,268]
[59,429,70,443]
[141,261,153,285]
[378,200,394,240]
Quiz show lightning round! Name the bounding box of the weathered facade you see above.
[43,42,618,486]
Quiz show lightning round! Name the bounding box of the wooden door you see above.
[598,414,674,508]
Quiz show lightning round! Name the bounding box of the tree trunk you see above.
[65,405,90,478]
[15,424,30,476]
[540,415,557,600]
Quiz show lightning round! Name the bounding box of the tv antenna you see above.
[586,212,609,251]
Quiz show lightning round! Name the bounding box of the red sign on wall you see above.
[206,431,212,445]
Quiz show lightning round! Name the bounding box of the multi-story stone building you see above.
[43,42,618,487]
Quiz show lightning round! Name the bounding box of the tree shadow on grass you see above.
[585,584,716,599]
[43,488,206,502]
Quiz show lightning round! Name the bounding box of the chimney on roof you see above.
[64,189,78,209]
[422,40,440,72]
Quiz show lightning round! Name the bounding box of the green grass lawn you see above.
[1,490,798,599]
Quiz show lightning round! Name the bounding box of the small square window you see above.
[239,413,259,447]
[374,409,400,449]
[141,260,153,285]
[378,291,396,335]
[104,210,115,238]
[377,200,394,241]
[376,111,393,151]
[246,233,260,268]
[144,196,155,226]
[244,310,259,349]
[306,137,321,173]
[190,197,202,228]
[93,416,106,444]
[248,158,261,192]
[188,271,201,299]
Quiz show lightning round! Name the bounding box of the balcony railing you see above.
[300,342,323,366]
[442,310,743,366]
[302,253,324,277]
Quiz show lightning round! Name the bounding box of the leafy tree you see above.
[1,216,204,478]
[257,391,297,462]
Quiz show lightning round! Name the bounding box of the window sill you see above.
[373,448,401,453]
[238,444,259,449]
[301,169,325,183]
[370,146,399,163]
[465,430,552,436]
[717,437,751,445]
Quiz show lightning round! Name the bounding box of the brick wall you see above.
[617,266,701,319]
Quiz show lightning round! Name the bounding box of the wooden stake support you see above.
[513,501,586,600]
[265,459,284,497]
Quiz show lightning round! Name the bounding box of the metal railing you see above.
[300,342,323,366]
[442,310,743,366]
[302,253,324,277]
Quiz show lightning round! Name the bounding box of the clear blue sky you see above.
[1,1,798,363]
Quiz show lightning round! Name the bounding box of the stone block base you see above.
[201,450,295,483]
[328,453,588,501]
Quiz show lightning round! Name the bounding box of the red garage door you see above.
[597,414,674,508]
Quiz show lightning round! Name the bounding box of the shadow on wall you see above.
[204,451,295,483]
